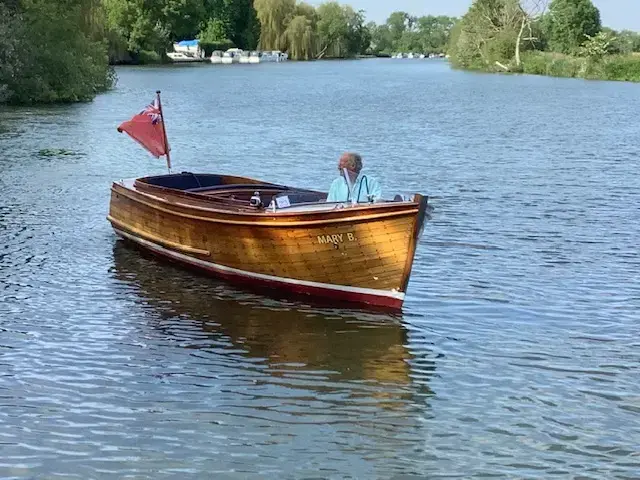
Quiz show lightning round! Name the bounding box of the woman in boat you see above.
[326,152,382,203]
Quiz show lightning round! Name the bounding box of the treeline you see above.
[105,0,457,62]
[368,12,457,55]
[253,2,457,60]
[0,0,461,104]
[448,0,640,81]
[105,0,375,63]
[253,0,368,60]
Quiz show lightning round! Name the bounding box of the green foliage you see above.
[284,15,315,60]
[448,0,522,69]
[447,0,640,84]
[578,31,615,59]
[605,28,640,55]
[370,12,456,55]
[103,0,258,62]
[344,7,370,56]
[416,15,457,53]
[519,50,640,82]
[600,55,640,82]
[197,18,231,44]
[1,0,115,104]
[316,2,351,58]
[253,0,369,59]
[546,0,601,54]
[103,0,170,54]
[198,40,235,56]
[254,0,295,51]
[162,0,207,40]
[387,11,412,44]
[225,0,260,50]
[0,4,23,103]
[520,51,585,77]
[369,22,393,54]
[135,50,163,64]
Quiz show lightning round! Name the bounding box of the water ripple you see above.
[0,61,639,478]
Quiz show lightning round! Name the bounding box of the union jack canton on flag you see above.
[117,95,169,159]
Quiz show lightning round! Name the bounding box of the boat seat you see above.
[270,190,327,206]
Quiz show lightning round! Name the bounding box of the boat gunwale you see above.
[112,180,424,226]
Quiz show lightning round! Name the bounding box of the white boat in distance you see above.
[222,48,243,64]
[209,48,289,64]
[210,50,223,64]
[238,50,251,64]
[260,50,288,62]
[167,39,205,62]
[166,51,204,62]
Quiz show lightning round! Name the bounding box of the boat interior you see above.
[133,172,416,213]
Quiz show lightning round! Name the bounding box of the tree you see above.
[546,0,601,54]
[198,17,229,43]
[514,0,548,67]
[2,0,115,104]
[447,0,548,70]
[284,14,315,59]
[448,0,522,69]
[578,30,614,59]
[103,0,168,54]
[344,7,369,55]
[369,22,393,54]
[415,15,457,53]
[316,2,349,58]
[0,4,23,102]
[254,0,295,50]
[225,0,260,50]
[162,0,207,40]
[386,11,413,45]
[605,28,640,54]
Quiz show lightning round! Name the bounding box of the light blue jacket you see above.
[326,173,382,203]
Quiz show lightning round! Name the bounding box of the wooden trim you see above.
[400,194,429,292]
[107,215,211,256]
[113,185,419,228]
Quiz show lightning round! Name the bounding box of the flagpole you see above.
[155,90,172,173]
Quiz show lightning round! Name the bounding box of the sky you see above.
[308,0,640,31]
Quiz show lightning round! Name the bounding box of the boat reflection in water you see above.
[111,241,436,413]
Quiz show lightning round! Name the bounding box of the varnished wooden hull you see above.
[107,174,429,309]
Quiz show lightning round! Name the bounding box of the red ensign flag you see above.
[117,97,170,158]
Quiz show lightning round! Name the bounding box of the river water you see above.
[1,59,639,478]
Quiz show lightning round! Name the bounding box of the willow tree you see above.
[284,15,315,59]
[254,0,295,51]
[282,3,317,59]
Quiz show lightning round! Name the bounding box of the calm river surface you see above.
[1,59,639,478]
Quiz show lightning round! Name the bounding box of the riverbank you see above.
[109,51,394,65]
[520,52,640,83]
[450,52,640,84]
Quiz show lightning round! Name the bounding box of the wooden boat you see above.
[108,172,429,309]
[110,93,430,309]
